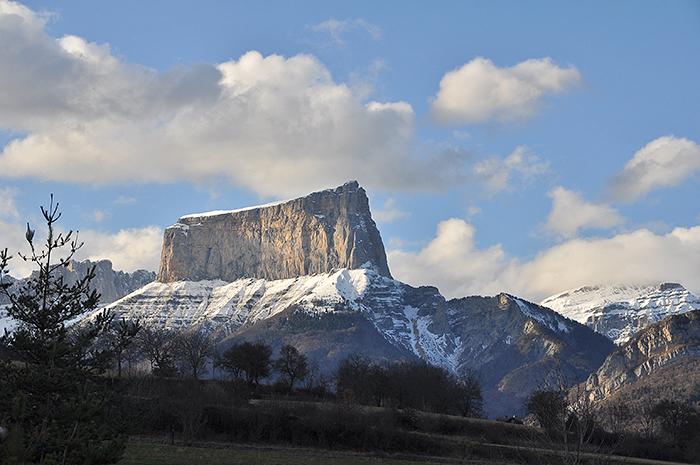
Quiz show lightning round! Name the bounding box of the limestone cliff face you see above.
[59,260,156,305]
[157,181,392,283]
[584,309,700,402]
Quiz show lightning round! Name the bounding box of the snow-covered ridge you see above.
[541,283,700,345]
[98,267,461,372]
[179,198,290,220]
[101,268,372,334]
[510,295,571,333]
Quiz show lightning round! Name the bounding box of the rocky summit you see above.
[157,181,391,283]
[541,283,700,345]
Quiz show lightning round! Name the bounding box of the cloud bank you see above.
[76,226,163,274]
[429,57,581,125]
[388,219,700,302]
[0,3,470,198]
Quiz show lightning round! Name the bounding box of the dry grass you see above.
[118,442,466,465]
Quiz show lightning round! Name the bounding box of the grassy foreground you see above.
[118,443,448,465]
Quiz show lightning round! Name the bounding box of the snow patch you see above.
[513,297,571,333]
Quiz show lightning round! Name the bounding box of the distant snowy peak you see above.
[541,283,700,345]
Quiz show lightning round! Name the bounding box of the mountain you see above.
[102,269,613,417]
[157,180,391,282]
[101,181,614,417]
[0,259,155,333]
[582,308,700,405]
[541,283,700,345]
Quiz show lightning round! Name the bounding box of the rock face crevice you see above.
[157,181,392,283]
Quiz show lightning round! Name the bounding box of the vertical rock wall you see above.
[157,181,392,282]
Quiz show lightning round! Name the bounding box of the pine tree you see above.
[0,195,125,464]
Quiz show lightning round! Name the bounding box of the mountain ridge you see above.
[541,282,700,345]
[583,308,700,403]
[101,266,613,417]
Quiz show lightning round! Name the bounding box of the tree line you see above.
[522,361,700,463]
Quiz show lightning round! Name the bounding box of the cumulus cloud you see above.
[0,3,467,198]
[512,227,700,301]
[0,187,20,220]
[472,146,549,196]
[0,188,27,275]
[388,219,700,302]
[1,221,162,278]
[387,219,510,298]
[545,187,624,238]
[429,57,581,125]
[605,136,700,203]
[74,226,163,273]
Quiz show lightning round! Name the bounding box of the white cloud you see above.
[114,195,136,205]
[387,218,510,298]
[0,187,19,220]
[1,220,162,278]
[89,210,107,223]
[312,18,382,44]
[388,219,700,302]
[605,136,700,203]
[0,187,29,276]
[372,198,410,224]
[472,146,549,196]
[0,4,469,198]
[75,226,163,273]
[511,227,700,301]
[545,187,624,238]
[0,183,161,276]
[429,57,581,125]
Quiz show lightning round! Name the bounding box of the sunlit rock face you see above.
[583,309,700,402]
[157,181,391,283]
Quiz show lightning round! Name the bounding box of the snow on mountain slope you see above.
[103,269,366,333]
[541,283,700,345]
[510,295,572,333]
[98,268,461,370]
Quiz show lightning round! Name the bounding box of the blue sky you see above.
[1,0,699,302]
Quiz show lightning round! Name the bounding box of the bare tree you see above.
[650,399,699,443]
[138,326,179,377]
[104,317,142,378]
[456,368,484,418]
[274,344,308,390]
[522,361,620,465]
[174,329,214,380]
[303,357,321,390]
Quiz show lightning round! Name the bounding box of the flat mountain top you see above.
[157,181,392,283]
